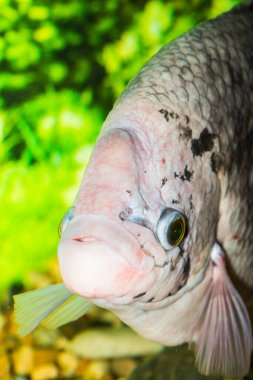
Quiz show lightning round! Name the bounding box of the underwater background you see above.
[0,1,249,379]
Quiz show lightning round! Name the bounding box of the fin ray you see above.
[191,243,252,377]
[14,283,92,336]
[42,293,91,329]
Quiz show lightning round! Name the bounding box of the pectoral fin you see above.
[191,243,252,377]
[14,282,92,337]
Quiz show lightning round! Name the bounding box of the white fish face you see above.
[57,110,218,310]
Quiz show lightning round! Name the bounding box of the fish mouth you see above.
[57,214,156,300]
[73,235,100,243]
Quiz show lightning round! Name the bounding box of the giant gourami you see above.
[14,2,253,377]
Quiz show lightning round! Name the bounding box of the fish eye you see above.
[156,208,186,250]
[58,206,75,237]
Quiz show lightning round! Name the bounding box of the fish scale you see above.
[120,4,253,142]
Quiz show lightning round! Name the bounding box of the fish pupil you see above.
[168,218,184,245]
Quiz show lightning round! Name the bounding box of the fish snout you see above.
[57,215,154,300]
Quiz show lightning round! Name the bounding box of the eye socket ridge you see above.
[156,208,187,250]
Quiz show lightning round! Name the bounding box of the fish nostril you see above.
[72,235,98,243]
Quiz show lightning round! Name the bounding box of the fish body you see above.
[15,2,253,377]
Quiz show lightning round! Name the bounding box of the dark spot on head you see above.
[126,190,132,196]
[159,108,169,122]
[161,158,166,164]
[191,128,216,157]
[180,165,193,181]
[179,125,192,141]
[168,111,179,119]
[233,234,239,240]
[172,199,179,204]
[161,177,167,187]
[167,292,172,297]
[174,165,193,181]
[159,109,179,122]
[133,291,146,299]
[147,297,155,302]
[185,115,190,124]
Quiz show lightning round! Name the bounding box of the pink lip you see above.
[73,235,99,243]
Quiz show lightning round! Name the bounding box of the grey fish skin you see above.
[111,1,253,287]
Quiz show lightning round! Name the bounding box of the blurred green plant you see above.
[0,151,93,292]
[0,0,243,293]
[0,89,104,164]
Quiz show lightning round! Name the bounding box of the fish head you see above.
[58,109,219,310]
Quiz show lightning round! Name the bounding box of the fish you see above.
[14,2,253,377]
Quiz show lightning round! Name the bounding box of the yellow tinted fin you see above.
[14,282,92,337]
[42,293,92,329]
